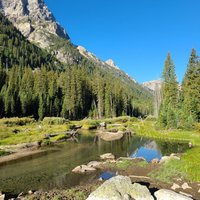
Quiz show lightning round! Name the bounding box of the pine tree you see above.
[182,49,199,121]
[158,53,178,128]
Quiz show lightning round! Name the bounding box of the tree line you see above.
[0,65,152,120]
[158,49,200,129]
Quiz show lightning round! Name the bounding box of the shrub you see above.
[42,117,69,125]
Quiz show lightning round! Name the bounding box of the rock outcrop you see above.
[0,0,79,64]
[0,0,68,40]
[105,59,120,70]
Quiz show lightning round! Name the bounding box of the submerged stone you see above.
[100,153,115,160]
[72,165,96,173]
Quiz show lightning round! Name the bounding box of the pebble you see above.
[182,183,192,190]
[171,183,180,190]
[28,190,33,194]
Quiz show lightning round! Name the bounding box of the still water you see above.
[0,133,188,194]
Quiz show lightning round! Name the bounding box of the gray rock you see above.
[87,176,132,200]
[87,176,153,200]
[129,183,154,200]
[155,189,193,200]
[100,153,115,160]
[123,194,132,200]
[72,165,96,173]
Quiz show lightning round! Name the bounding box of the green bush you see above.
[42,117,69,125]
[105,116,137,124]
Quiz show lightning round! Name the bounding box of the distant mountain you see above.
[143,80,162,91]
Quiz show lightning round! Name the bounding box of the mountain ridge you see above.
[0,0,138,85]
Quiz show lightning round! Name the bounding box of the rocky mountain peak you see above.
[105,59,119,70]
[0,0,69,40]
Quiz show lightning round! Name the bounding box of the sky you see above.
[45,0,200,83]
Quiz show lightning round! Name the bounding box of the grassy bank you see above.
[129,120,200,182]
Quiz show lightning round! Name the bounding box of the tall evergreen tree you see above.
[159,53,178,128]
[182,49,199,121]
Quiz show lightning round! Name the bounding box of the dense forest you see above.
[0,13,153,120]
[158,49,200,129]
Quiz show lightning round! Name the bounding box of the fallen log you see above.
[44,129,79,139]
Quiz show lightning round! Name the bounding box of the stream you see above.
[0,132,188,195]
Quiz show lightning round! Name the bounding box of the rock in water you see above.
[72,165,96,173]
[87,175,154,200]
[87,161,102,168]
[155,189,193,200]
[100,153,115,160]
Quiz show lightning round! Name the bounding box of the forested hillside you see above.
[0,13,153,120]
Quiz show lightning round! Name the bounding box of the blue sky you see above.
[45,0,200,83]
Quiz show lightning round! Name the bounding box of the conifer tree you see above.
[182,49,199,121]
[159,53,178,128]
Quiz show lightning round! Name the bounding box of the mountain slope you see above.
[0,0,138,84]
[0,12,61,70]
[0,1,153,119]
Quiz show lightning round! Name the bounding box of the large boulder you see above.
[87,176,154,200]
[155,189,193,200]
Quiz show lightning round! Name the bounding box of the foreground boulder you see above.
[87,175,154,200]
[155,189,193,200]
[100,153,115,160]
[72,165,96,173]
